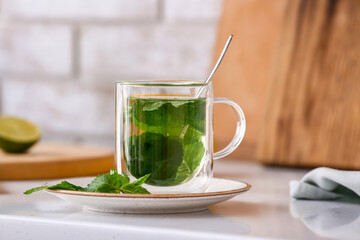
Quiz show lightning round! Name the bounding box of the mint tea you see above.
[124,96,207,186]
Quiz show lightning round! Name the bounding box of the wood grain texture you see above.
[213,0,287,159]
[258,0,360,169]
[0,143,115,180]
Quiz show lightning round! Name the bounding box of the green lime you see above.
[0,116,41,153]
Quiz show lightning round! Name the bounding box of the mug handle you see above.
[213,97,246,160]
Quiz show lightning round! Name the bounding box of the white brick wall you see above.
[164,0,223,21]
[0,0,223,149]
[2,0,159,21]
[80,25,217,81]
[0,23,72,76]
[2,79,114,135]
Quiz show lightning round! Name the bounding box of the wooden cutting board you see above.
[0,143,115,180]
[213,0,287,159]
[257,0,360,169]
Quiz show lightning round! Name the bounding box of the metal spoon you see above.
[195,35,233,98]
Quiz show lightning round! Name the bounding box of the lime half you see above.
[0,116,41,153]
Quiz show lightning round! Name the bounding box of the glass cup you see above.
[115,80,245,193]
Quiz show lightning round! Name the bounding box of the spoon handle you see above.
[205,35,233,83]
[195,35,233,98]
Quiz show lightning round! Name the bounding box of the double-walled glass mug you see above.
[115,80,245,193]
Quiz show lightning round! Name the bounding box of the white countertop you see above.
[0,160,358,240]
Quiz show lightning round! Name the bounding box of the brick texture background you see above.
[0,0,223,149]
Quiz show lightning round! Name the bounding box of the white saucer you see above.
[47,178,251,214]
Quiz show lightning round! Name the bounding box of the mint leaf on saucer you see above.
[84,174,113,193]
[121,185,150,194]
[24,170,150,195]
[24,181,84,195]
[121,174,151,194]
[24,186,50,195]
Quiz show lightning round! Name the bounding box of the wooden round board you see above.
[0,143,115,180]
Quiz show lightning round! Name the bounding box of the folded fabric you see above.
[290,167,360,201]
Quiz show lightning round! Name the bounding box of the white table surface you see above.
[0,160,359,240]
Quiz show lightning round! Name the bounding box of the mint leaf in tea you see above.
[125,97,206,186]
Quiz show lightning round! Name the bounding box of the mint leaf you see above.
[23,181,84,195]
[142,100,192,111]
[172,141,205,185]
[126,131,204,186]
[183,141,205,173]
[130,98,206,135]
[128,173,150,186]
[109,169,130,189]
[126,97,207,187]
[121,174,151,194]
[121,185,150,194]
[84,174,113,192]
[126,132,184,186]
[143,101,166,111]
[48,181,85,191]
[24,186,50,195]
[174,163,191,184]
[170,101,192,108]
[24,169,150,195]
[120,172,130,185]
[85,170,133,193]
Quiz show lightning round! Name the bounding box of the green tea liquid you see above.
[125,97,206,186]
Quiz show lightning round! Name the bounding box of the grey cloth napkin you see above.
[290,167,360,201]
